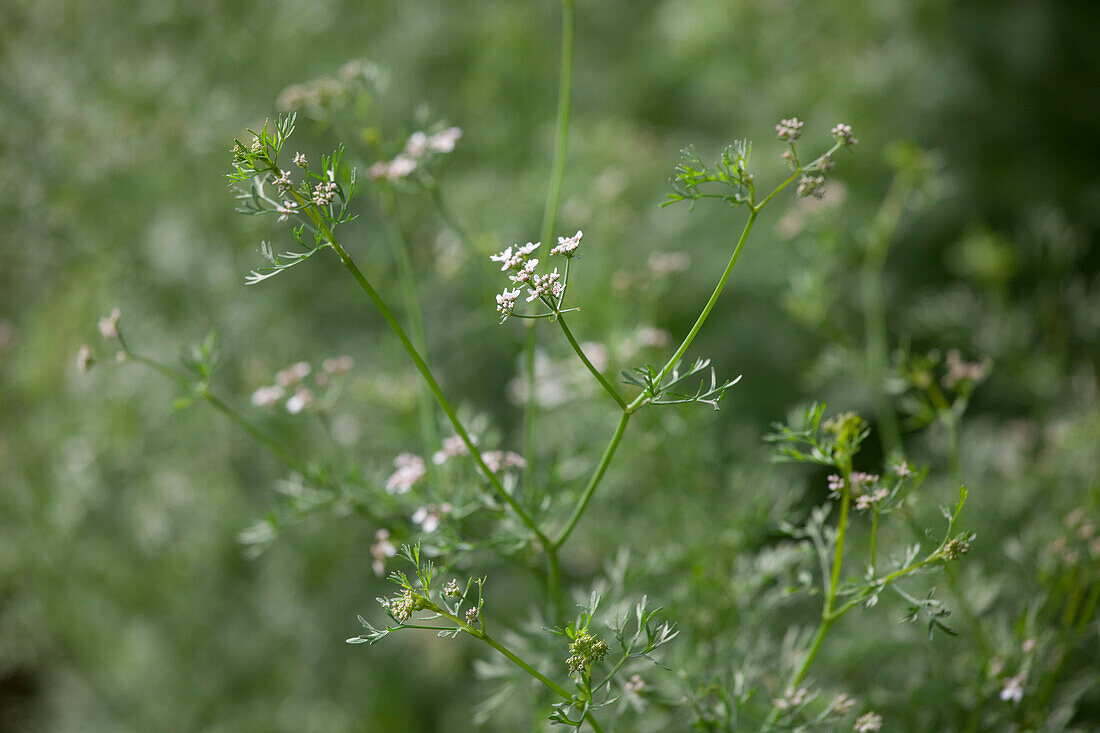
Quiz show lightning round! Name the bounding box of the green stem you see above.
[629,209,758,410]
[554,411,631,548]
[122,349,309,478]
[326,237,551,548]
[525,0,576,498]
[556,314,626,409]
[539,0,576,250]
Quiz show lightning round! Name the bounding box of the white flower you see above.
[272,169,294,190]
[853,712,882,732]
[490,246,523,272]
[76,344,94,373]
[322,355,354,375]
[894,460,912,478]
[98,308,121,340]
[251,384,285,407]
[510,258,539,284]
[550,230,582,256]
[412,502,452,533]
[285,387,314,414]
[386,453,426,494]
[1000,672,1026,703]
[516,241,540,257]
[386,155,417,179]
[624,674,645,694]
[275,361,312,387]
[370,529,396,576]
[526,267,561,302]
[481,451,526,474]
[773,687,807,711]
[849,471,880,492]
[426,126,462,153]
[856,488,889,511]
[647,251,690,275]
[828,473,845,495]
[293,152,307,167]
[275,200,297,222]
[831,693,856,716]
[496,287,521,318]
[433,434,472,465]
[404,131,429,158]
[637,327,671,348]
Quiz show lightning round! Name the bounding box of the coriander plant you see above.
[79,5,984,731]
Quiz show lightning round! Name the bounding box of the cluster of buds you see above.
[775,117,804,142]
[853,711,883,732]
[444,579,461,597]
[387,589,419,623]
[566,631,609,676]
[830,693,857,716]
[312,180,339,206]
[942,534,972,561]
[525,268,563,303]
[480,450,527,475]
[855,487,890,511]
[943,349,991,390]
[831,123,859,146]
[797,174,826,199]
[772,687,808,711]
[465,607,480,626]
[549,230,583,256]
[432,434,472,465]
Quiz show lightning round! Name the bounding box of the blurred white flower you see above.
[98,307,121,340]
[251,384,285,407]
[386,453,426,494]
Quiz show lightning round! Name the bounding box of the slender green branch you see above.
[120,347,309,478]
[539,0,576,250]
[629,209,758,410]
[556,315,627,409]
[554,411,631,548]
[525,0,577,499]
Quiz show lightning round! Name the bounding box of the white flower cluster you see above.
[98,307,121,340]
[853,712,882,732]
[490,231,580,320]
[369,127,463,181]
[549,229,582,256]
[433,434,472,465]
[412,502,452,533]
[250,357,353,413]
[275,200,298,222]
[481,450,527,474]
[386,453,426,494]
[272,169,294,191]
[312,180,338,206]
[370,528,396,576]
[831,123,859,146]
[775,117,804,142]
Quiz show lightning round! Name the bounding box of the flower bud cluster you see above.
[775,117,804,142]
[549,230,583,256]
[368,127,462,182]
[832,123,859,146]
[388,588,419,623]
[566,631,609,676]
[942,534,971,560]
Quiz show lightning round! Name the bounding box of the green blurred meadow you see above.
[1,0,1098,730]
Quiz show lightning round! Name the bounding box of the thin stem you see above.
[525,0,577,499]
[539,0,576,250]
[629,209,758,410]
[556,314,626,409]
[554,411,631,548]
[121,349,309,478]
[870,511,880,573]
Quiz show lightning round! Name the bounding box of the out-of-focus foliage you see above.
[1,0,1097,730]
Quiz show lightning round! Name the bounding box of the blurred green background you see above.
[2,0,1098,730]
